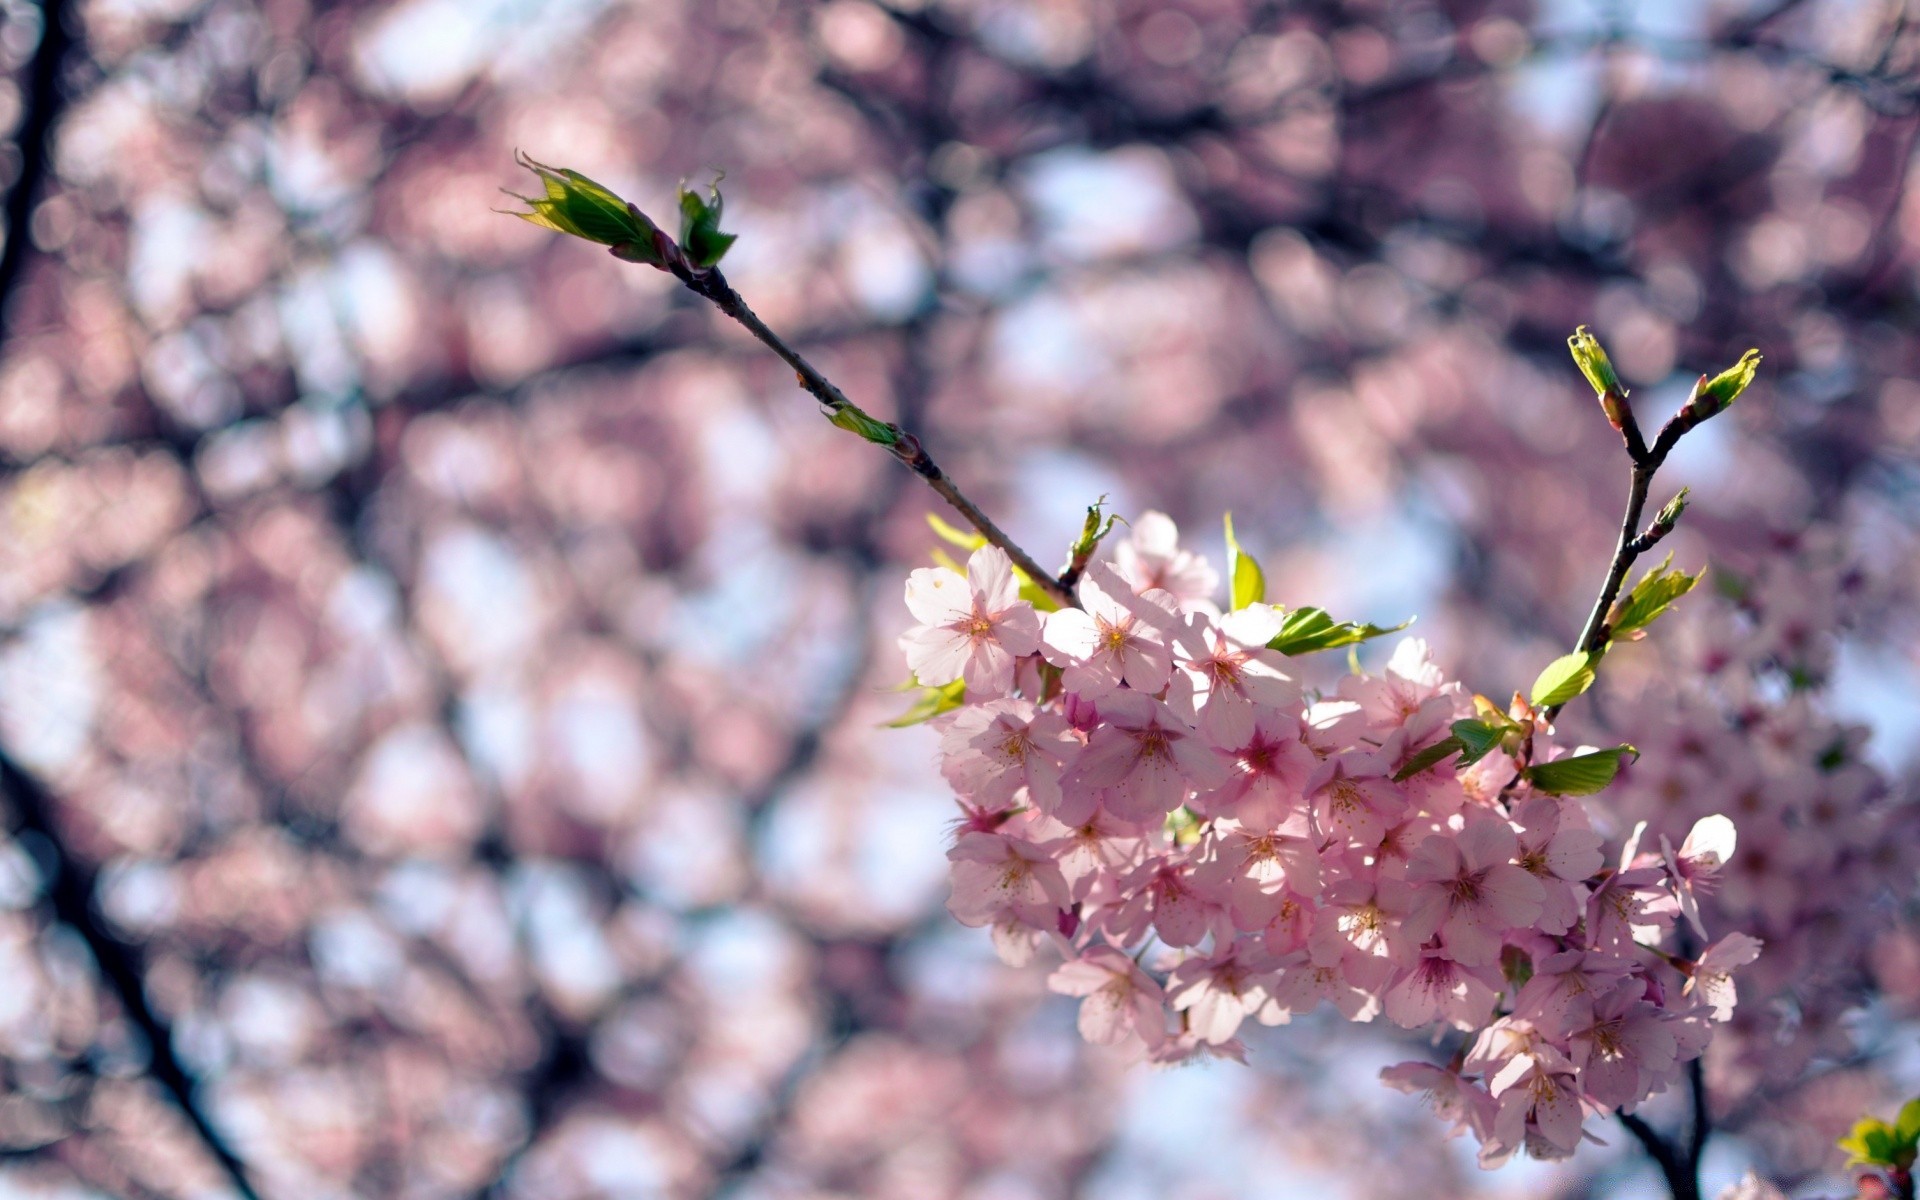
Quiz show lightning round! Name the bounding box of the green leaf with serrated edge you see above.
[1840,1116,1899,1167]
[1267,606,1413,656]
[1524,745,1639,796]
[886,678,966,728]
[1610,553,1705,640]
[926,512,987,551]
[1393,736,1464,781]
[1530,651,1596,708]
[1223,513,1266,610]
[1451,718,1514,766]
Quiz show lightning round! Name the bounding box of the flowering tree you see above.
[3,4,1918,1200]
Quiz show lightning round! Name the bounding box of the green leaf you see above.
[926,512,987,552]
[677,176,738,268]
[1693,348,1762,416]
[1451,718,1514,766]
[1268,606,1412,656]
[1895,1097,1920,1146]
[1393,736,1464,782]
[1840,1116,1899,1167]
[1530,651,1596,709]
[1567,325,1623,400]
[1223,513,1265,610]
[1610,553,1705,640]
[886,678,966,728]
[1524,745,1639,796]
[505,153,662,261]
[826,402,899,446]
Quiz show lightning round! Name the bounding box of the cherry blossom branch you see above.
[677,265,1075,607]
[499,155,1075,607]
[1546,332,1760,721]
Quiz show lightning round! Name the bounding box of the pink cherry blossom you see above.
[1112,511,1219,606]
[1057,690,1230,824]
[1168,944,1278,1044]
[1687,932,1764,1020]
[1381,1061,1498,1142]
[1307,752,1408,849]
[940,698,1078,814]
[946,831,1070,929]
[1040,562,1177,699]
[1047,945,1166,1046]
[1402,807,1545,966]
[900,545,1042,695]
[1168,606,1298,747]
[1661,812,1737,939]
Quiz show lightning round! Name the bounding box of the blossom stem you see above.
[1549,401,1693,721]
[678,265,1076,607]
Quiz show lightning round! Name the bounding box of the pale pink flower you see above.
[1512,796,1605,935]
[1107,856,1224,949]
[1168,945,1278,1044]
[1383,949,1503,1029]
[1483,1056,1585,1165]
[900,545,1042,695]
[1194,708,1315,829]
[1260,951,1388,1024]
[1402,807,1545,966]
[1310,876,1415,967]
[1307,752,1408,849]
[1660,812,1737,939]
[1584,863,1671,952]
[1686,931,1763,1020]
[1570,981,1680,1108]
[1030,810,1147,899]
[939,698,1078,813]
[1342,637,1450,728]
[1512,948,1634,1038]
[1057,690,1230,824]
[1048,945,1166,1046]
[946,831,1070,928]
[1041,562,1177,699]
[1112,510,1219,606]
[1381,1061,1498,1142]
[1196,816,1322,930]
[1168,607,1298,747]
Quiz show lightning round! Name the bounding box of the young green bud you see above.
[827,402,899,446]
[1568,325,1635,434]
[677,177,739,269]
[503,152,665,265]
[1686,348,1762,419]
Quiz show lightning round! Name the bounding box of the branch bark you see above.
[677,266,1077,608]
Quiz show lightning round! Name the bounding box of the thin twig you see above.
[677,267,1076,607]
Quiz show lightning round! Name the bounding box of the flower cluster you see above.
[1598,531,1919,1099]
[901,514,1761,1166]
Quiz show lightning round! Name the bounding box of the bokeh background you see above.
[0,0,1917,1197]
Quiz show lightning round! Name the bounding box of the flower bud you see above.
[1568,325,1632,431]
[1684,348,1762,420]
[677,177,739,269]
[504,152,666,266]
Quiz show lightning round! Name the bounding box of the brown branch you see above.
[677,266,1076,607]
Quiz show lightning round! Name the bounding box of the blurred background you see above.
[0,0,1917,1197]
